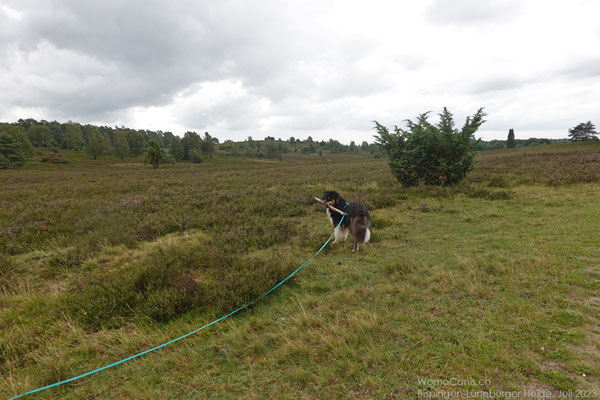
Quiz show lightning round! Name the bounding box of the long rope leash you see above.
[9,208,347,400]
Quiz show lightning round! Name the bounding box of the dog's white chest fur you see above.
[326,208,335,227]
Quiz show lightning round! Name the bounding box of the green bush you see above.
[160,151,176,164]
[141,287,194,322]
[67,254,193,329]
[65,237,291,329]
[374,108,486,186]
[40,153,71,163]
[0,132,27,168]
[190,148,203,163]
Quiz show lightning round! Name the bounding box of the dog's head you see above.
[322,190,340,206]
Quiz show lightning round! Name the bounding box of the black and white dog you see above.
[322,191,371,252]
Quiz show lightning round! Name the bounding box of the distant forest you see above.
[473,137,568,151]
[0,118,386,167]
[0,118,569,168]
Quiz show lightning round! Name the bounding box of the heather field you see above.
[1,142,600,399]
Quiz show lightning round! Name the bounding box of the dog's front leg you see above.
[333,227,346,244]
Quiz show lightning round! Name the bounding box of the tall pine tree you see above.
[507,128,515,148]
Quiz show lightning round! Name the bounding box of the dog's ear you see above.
[323,190,341,202]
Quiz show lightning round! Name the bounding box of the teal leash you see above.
[9,209,346,400]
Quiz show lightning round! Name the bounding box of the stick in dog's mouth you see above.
[314,197,347,215]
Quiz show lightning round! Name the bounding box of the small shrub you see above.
[68,274,140,329]
[371,216,393,228]
[384,260,412,275]
[190,149,203,163]
[419,203,443,213]
[460,184,514,200]
[215,256,291,311]
[369,193,398,209]
[133,261,180,294]
[487,175,511,188]
[40,247,84,278]
[66,234,298,328]
[0,254,15,278]
[140,287,195,322]
[40,153,71,164]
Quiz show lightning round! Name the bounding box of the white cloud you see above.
[0,4,22,20]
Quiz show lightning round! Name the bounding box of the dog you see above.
[322,190,371,252]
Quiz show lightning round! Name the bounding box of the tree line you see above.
[0,118,384,168]
[219,136,384,159]
[3,117,597,169]
[473,137,568,151]
[0,119,225,168]
[474,121,598,152]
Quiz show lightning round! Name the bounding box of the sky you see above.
[1,0,599,143]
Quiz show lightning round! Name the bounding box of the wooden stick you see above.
[314,197,347,215]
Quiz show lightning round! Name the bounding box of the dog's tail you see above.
[351,214,371,244]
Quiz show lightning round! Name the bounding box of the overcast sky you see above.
[1,0,599,142]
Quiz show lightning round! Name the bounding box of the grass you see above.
[1,142,600,398]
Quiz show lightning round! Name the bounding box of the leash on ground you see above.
[9,207,347,400]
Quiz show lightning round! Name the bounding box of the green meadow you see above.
[1,142,599,399]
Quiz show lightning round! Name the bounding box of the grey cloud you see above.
[1,0,300,120]
[252,62,392,104]
[273,98,376,132]
[179,97,266,132]
[2,0,598,142]
[426,0,521,26]
[559,57,600,79]
[0,1,433,134]
[483,118,572,133]
[244,36,392,102]
[393,54,429,71]
[468,76,525,94]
